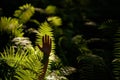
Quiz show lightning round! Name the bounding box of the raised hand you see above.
[38,34,52,57]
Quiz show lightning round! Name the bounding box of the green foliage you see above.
[47,16,62,27]
[0,17,23,52]
[0,3,57,80]
[45,5,57,15]
[36,22,56,54]
[1,0,118,80]
[0,47,43,80]
[78,54,109,80]
[0,58,15,80]
[14,4,35,23]
[112,27,120,80]
[0,17,23,37]
[72,35,92,56]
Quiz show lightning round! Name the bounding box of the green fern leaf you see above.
[45,5,57,15]
[15,70,34,80]
[0,46,43,80]
[113,27,120,80]
[47,16,62,27]
[14,4,35,23]
[0,17,23,52]
[0,17,23,37]
[36,22,56,54]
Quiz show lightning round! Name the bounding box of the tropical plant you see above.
[14,4,35,24]
[1,0,120,80]
[112,27,120,80]
[0,47,43,80]
[0,17,23,52]
[0,3,60,80]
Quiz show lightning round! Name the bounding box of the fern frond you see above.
[113,27,120,80]
[77,54,108,80]
[0,17,23,37]
[47,16,62,27]
[14,4,35,23]
[45,5,57,15]
[17,50,43,80]
[72,35,92,55]
[0,58,15,80]
[0,17,23,52]
[36,22,56,54]
[0,46,43,80]
[15,69,35,80]
[0,47,26,79]
[0,47,26,68]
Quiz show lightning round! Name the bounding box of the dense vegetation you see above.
[0,0,120,80]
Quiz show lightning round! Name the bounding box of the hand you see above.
[38,35,52,56]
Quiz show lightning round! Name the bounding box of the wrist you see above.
[41,54,49,64]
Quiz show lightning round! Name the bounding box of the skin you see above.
[37,35,52,80]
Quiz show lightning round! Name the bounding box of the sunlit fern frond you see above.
[15,52,43,80]
[0,17,23,52]
[112,27,120,80]
[47,16,62,27]
[36,21,56,54]
[0,17,23,37]
[14,69,36,80]
[0,46,43,80]
[16,49,43,80]
[0,47,27,68]
[45,5,57,15]
[0,47,27,79]
[14,4,35,23]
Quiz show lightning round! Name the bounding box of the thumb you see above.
[37,45,43,51]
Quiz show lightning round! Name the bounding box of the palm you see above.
[38,35,52,56]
